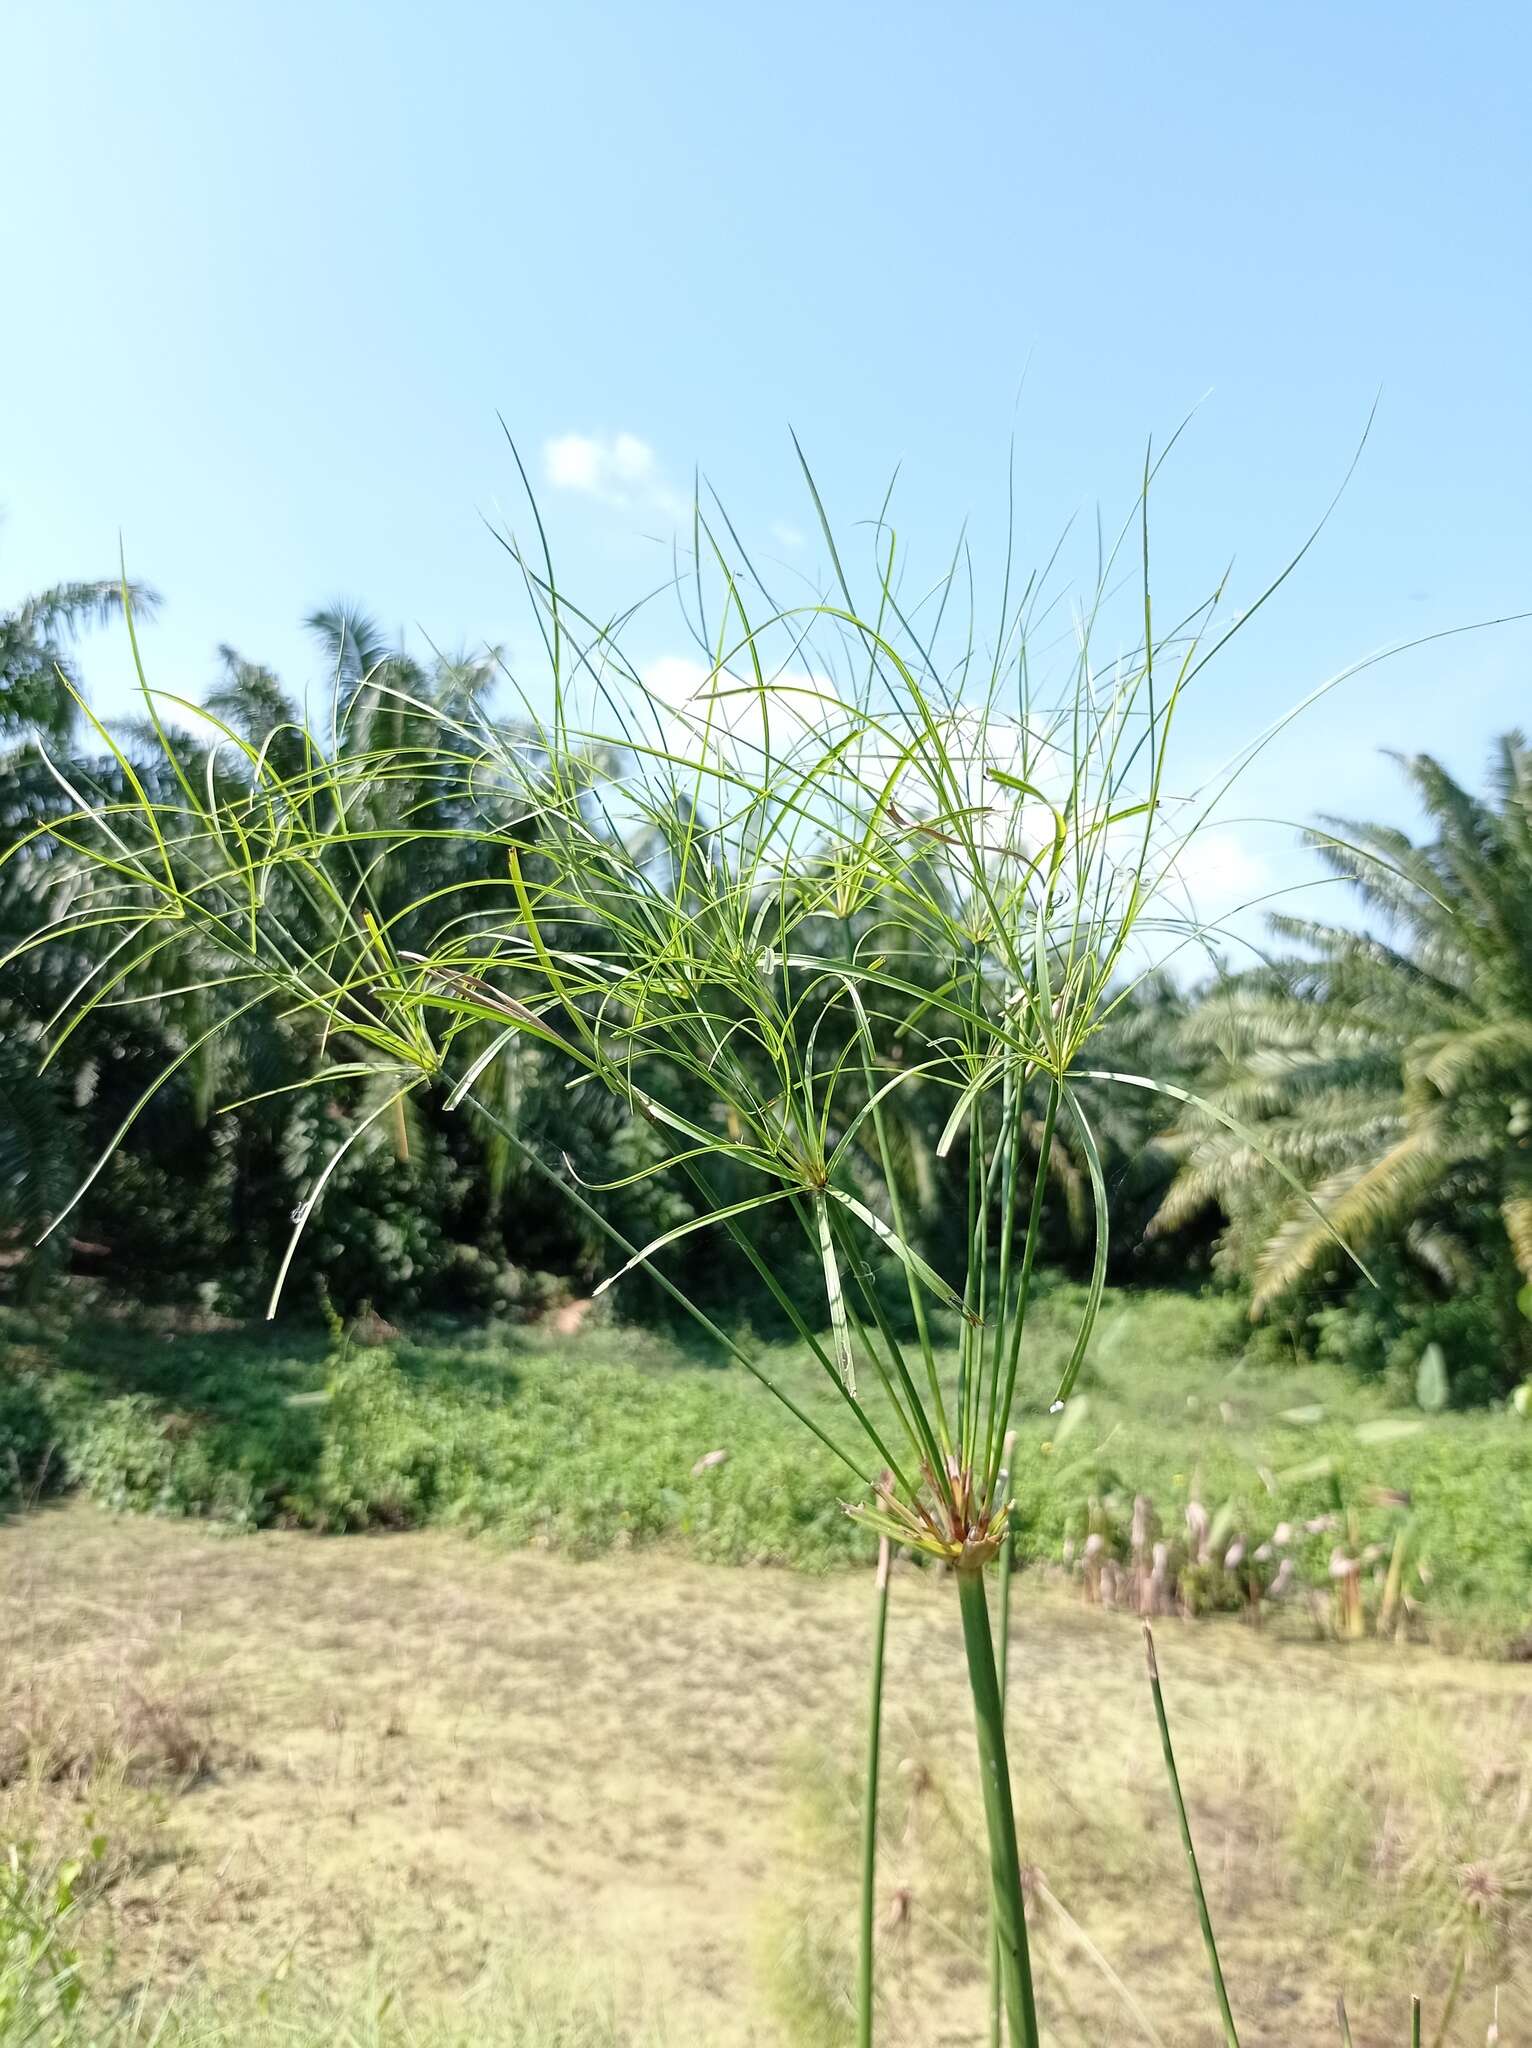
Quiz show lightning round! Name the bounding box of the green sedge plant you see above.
[8,434,1448,2043]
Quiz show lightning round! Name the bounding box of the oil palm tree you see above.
[0,750,83,1281]
[1,561,158,1271]
[1154,735,1532,1337]
[1,570,159,743]
[2,600,658,1307]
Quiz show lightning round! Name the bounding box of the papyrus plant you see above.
[7,448,1368,2044]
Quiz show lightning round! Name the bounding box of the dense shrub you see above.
[1303,1237,1531,1407]
[0,1373,58,1505]
[4,1291,1528,1650]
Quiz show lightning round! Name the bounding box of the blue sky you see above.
[3,0,1529,952]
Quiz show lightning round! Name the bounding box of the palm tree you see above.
[1153,735,1532,1362]
[1,572,159,744]
[0,561,158,1276]
[0,751,82,1285]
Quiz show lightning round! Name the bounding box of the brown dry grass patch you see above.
[1,1500,1527,2046]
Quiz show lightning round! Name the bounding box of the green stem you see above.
[857,1534,893,2048]
[958,1569,1039,2048]
[825,1200,951,1504]
[1143,1625,1240,2048]
[848,933,951,1459]
[1427,1945,1466,2048]
[981,1073,1023,1497]
[996,1439,1018,1700]
[989,1431,1018,2048]
[984,1078,1058,1502]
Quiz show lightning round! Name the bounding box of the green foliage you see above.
[0,1835,107,2041]
[1,538,1524,1417]
[1023,1296,1532,1649]
[0,1372,57,1507]
[1278,1234,1526,1409]
[6,1291,1528,1644]
[311,1342,860,1562]
[1156,734,1532,1399]
[0,575,159,744]
[4,1312,867,1566]
[0,616,695,1318]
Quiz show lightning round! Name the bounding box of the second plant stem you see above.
[990,1435,1018,2048]
[857,1533,892,2048]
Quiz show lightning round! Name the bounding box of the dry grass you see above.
[2,1500,1527,2046]
[0,1678,219,1793]
[786,1604,1532,2047]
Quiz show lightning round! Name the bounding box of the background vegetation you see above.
[4,561,1530,1408]
[3,1283,1528,1654]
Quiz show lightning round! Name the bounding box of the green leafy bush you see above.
[0,1373,57,1505]
[5,1291,1529,1644]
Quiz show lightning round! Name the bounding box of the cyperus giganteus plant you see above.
[7,437,1397,2044]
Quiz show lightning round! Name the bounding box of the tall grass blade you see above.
[990,1428,1019,2048]
[856,1531,892,2048]
[1142,1624,1240,2048]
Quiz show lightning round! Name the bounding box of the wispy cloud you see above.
[542,434,812,550]
[542,430,687,520]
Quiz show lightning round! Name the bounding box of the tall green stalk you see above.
[856,1533,892,2048]
[958,1569,1039,2048]
[1144,1625,1239,2048]
[995,1430,1019,1697]
[989,1430,1019,2048]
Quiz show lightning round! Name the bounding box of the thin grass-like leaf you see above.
[1143,1625,1240,2048]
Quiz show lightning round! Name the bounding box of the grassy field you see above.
[3,1287,1529,1650]
[3,1289,1531,2042]
[2,1501,1528,2048]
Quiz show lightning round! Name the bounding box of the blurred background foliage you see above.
[3,558,1530,1408]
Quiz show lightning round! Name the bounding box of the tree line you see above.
[3,560,1528,1403]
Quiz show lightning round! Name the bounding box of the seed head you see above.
[1458,1861,1505,1919]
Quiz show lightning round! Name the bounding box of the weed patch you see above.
[4,1290,1529,1649]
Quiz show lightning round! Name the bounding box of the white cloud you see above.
[542,437,812,547]
[541,429,694,523]
[637,668,1076,899]
[614,656,848,877]
[853,705,1071,872]
[609,660,1283,985]
[543,430,659,503]
[609,432,657,483]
